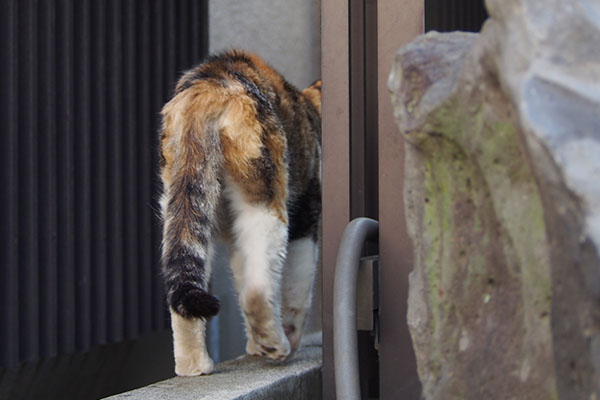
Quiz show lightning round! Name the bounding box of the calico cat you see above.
[159,50,321,376]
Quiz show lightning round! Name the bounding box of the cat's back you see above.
[175,49,320,135]
[168,50,321,232]
[175,49,321,183]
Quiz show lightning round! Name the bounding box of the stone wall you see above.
[389,0,600,398]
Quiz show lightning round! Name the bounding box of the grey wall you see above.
[206,0,322,363]
[209,0,321,89]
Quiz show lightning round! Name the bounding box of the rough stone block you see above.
[389,1,600,398]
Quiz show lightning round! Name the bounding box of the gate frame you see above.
[321,0,424,398]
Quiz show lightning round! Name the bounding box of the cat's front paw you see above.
[175,354,214,376]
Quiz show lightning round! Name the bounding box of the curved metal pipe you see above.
[333,217,379,400]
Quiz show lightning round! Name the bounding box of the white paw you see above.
[175,354,214,376]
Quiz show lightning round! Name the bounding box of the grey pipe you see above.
[333,217,379,400]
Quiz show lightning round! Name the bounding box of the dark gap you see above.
[91,0,109,345]
[136,0,154,334]
[425,0,488,32]
[37,0,59,360]
[55,0,76,355]
[151,0,168,330]
[122,0,140,340]
[106,0,125,342]
[18,0,40,363]
[0,0,20,368]
[73,0,93,352]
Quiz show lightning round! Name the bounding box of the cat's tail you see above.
[158,83,225,320]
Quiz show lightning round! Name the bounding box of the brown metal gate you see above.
[321,0,423,398]
[321,0,488,398]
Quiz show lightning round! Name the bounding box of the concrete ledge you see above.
[104,334,322,400]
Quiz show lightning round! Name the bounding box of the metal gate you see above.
[0,0,208,398]
[321,0,488,398]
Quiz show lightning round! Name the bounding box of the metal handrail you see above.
[333,217,379,400]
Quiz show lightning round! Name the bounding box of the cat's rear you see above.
[159,50,321,376]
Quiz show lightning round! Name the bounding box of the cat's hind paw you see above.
[175,354,214,376]
[246,332,291,360]
[284,323,302,354]
[256,335,291,361]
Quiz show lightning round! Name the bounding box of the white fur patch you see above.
[224,178,291,359]
[170,309,214,376]
[224,179,287,294]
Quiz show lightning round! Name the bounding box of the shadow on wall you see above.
[0,332,175,400]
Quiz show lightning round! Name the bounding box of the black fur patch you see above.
[288,177,321,241]
[230,70,273,122]
[170,282,220,319]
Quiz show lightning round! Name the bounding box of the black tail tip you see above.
[170,284,220,319]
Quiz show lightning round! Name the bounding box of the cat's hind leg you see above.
[170,310,214,376]
[226,182,291,360]
[168,244,217,376]
[228,247,262,357]
[281,236,319,354]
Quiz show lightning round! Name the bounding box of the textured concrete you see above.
[104,334,322,400]
[389,0,600,398]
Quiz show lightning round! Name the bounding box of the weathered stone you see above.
[389,1,600,399]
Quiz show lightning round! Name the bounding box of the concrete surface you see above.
[103,333,322,400]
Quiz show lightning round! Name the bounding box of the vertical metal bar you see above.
[160,0,176,329]
[137,0,153,334]
[74,0,93,352]
[151,0,166,330]
[333,218,379,400]
[18,0,40,363]
[0,0,20,368]
[123,0,140,340]
[377,0,423,398]
[199,0,209,59]
[38,0,58,359]
[362,6,382,396]
[56,0,76,354]
[91,0,108,345]
[163,0,176,97]
[189,0,199,63]
[107,0,125,342]
[365,0,379,222]
[349,0,366,220]
[321,0,351,398]
[176,0,188,69]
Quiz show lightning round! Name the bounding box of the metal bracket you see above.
[333,217,379,400]
[356,256,378,332]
